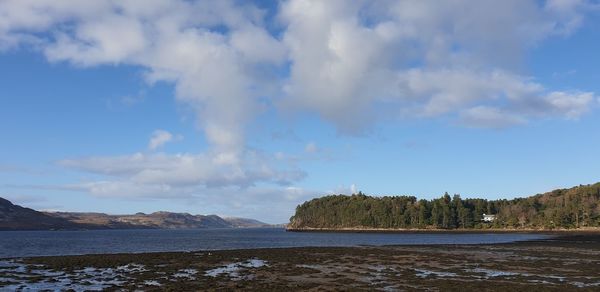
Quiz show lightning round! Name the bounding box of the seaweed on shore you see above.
[1,234,600,291]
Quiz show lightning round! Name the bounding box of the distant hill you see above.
[0,198,86,230]
[288,183,600,230]
[0,197,271,231]
[45,211,236,229]
[222,217,271,228]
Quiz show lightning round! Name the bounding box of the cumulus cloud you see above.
[0,0,595,139]
[0,0,284,158]
[280,0,597,130]
[148,129,180,150]
[0,0,295,197]
[0,0,598,205]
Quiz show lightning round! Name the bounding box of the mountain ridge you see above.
[0,197,272,231]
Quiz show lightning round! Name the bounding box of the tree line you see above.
[288,183,600,229]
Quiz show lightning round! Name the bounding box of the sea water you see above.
[0,228,550,258]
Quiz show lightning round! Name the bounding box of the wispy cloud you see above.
[5,183,318,223]
[148,129,182,150]
[460,106,527,129]
[0,164,48,175]
[304,142,318,153]
[58,150,306,189]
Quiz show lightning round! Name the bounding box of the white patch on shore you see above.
[571,281,600,288]
[465,267,600,287]
[144,280,162,286]
[414,268,458,278]
[173,268,198,280]
[362,265,392,283]
[466,267,520,278]
[205,258,267,280]
[116,263,146,273]
[0,260,145,291]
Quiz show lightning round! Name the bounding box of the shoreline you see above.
[285,226,600,234]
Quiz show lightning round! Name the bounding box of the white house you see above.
[482,213,496,222]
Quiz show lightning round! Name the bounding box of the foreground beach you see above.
[1,233,600,291]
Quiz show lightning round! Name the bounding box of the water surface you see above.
[0,228,550,258]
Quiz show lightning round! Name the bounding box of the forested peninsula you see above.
[288,182,600,230]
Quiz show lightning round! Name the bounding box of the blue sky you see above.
[1,0,599,223]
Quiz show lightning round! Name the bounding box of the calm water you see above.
[0,228,550,258]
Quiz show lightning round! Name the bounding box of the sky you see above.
[1,0,600,223]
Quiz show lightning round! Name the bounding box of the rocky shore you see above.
[1,233,600,291]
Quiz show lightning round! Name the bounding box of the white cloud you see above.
[148,129,179,150]
[0,0,284,159]
[396,69,596,126]
[44,13,147,66]
[544,0,589,35]
[350,184,357,195]
[460,106,527,129]
[545,91,594,118]
[304,142,318,153]
[59,151,305,189]
[280,0,597,130]
[329,183,359,195]
[0,0,598,208]
[0,0,297,198]
[10,182,318,222]
[0,0,596,134]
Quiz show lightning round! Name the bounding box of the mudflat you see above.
[1,233,600,291]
